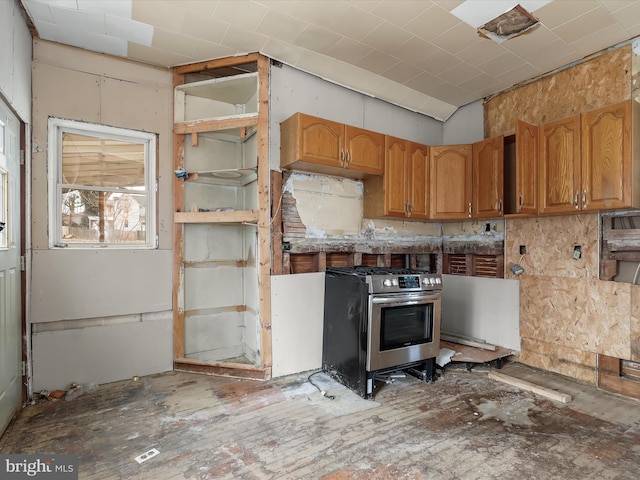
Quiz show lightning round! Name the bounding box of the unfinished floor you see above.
[1,361,639,479]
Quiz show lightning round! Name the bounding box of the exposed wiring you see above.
[307,371,335,400]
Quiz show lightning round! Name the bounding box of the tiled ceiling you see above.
[19,0,640,121]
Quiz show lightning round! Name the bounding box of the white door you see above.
[0,99,22,435]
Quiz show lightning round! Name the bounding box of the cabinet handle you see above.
[498,199,502,214]
[340,150,345,167]
[519,193,523,209]
[346,150,351,165]
[408,202,413,216]
[574,190,579,210]
[582,189,587,209]
[468,202,472,217]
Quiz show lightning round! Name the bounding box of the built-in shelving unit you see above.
[172,54,271,380]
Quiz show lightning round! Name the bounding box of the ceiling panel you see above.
[19,0,640,121]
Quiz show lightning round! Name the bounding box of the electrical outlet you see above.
[519,245,526,255]
[573,245,582,260]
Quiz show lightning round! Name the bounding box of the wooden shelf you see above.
[174,210,259,224]
[174,113,258,135]
[186,168,257,186]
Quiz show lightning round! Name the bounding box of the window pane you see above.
[62,132,145,187]
[60,188,147,245]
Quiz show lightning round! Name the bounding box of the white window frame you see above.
[48,117,157,249]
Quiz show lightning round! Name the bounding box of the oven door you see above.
[367,292,441,372]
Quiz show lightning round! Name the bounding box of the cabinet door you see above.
[345,125,384,175]
[581,101,631,211]
[384,136,408,217]
[296,114,344,167]
[539,115,581,214]
[516,120,539,214]
[407,142,429,219]
[429,144,472,220]
[473,136,504,219]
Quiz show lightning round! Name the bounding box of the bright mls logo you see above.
[0,455,78,479]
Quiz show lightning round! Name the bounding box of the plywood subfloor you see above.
[440,340,514,366]
[2,362,640,479]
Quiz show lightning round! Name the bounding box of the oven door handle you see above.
[371,293,440,306]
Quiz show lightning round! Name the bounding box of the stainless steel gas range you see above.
[322,266,442,399]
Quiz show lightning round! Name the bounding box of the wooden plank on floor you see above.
[488,370,572,403]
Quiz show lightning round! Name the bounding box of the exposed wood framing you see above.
[598,354,640,400]
[174,358,271,380]
[257,54,272,373]
[173,70,186,360]
[600,210,640,280]
[174,52,260,75]
[174,114,258,134]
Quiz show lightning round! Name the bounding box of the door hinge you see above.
[20,149,25,165]
[20,255,25,271]
[21,361,26,376]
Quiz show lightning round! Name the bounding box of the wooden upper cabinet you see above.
[539,114,581,214]
[515,120,539,214]
[473,136,504,219]
[407,142,429,219]
[383,136,409,217]
[429,144,472,220]
[581,101,632,211]
[280,112,383,178]
[344,125,384,175]
[362,137,428,220]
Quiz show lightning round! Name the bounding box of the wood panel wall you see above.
[486,43,636,385]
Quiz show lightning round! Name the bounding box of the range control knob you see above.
[383,279,393,287]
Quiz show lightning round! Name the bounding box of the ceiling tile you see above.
[370,1,433,27]
[22,1,55,23]
[221,26,269,53]
[180,0,218,16]
[388,36,440,64]
[609,1,640,32]
[415,47,461,72]
[477,51,526,77]
[326,37,373,65]
[49,6,105,34]
[295,50,338,77]
[261,38,305,66]
[431,21,481,54]
[192,40,237,63]
[179,9,228,44]
[495,62,543,87]
[455,38,504,67]
[151,28,197,57]
[568,24,629,58]
[127,42,172,67]
[432,0,466,12]
[599,0,634,13]
[502,24,558,56]
[106,15,153,46]
[213,1,267,31]
[76,0,131,16]
[380,61,423,84]
[521,38,575,70]
[437,61,481,85]
[552,6,616,44]
[328,5,385,41]
[290,0,350,28]
[132,0,185,32]
[295,25,343,53]
[534,0,600,29]
[361,21,414,53]
[404,4,462,41]
[355,50,399,74]
[457,72,503,96]
[404,71,446,95]
[255,9,308,44]
[420,82,476,106]
[80,31,127,57]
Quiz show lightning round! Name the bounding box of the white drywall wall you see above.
[441,274,520,351]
